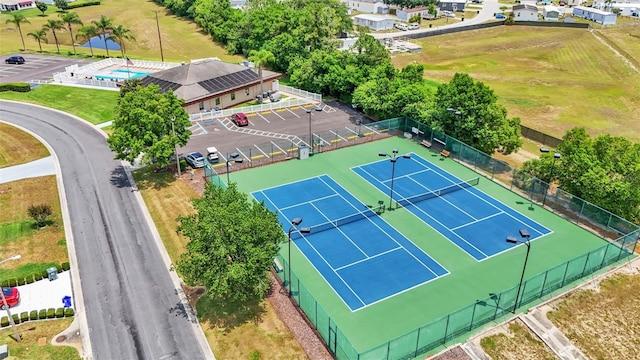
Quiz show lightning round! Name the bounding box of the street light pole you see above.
[306,109,313,151]
[152,10,165,62]
[287,218,310,297]
[506,229,531,313]
[379,149,411,210]
[0,255,22,342]
[225,152,243,184]
[171,116,181,177]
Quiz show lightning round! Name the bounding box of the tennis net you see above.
[291,208,378,239]
[396,177,480,207]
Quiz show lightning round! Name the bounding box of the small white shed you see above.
[543,5,560,21]
[513,4,539,21]
[353,14,396,31]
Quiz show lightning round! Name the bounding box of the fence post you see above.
[580,251,591,277]
[539,270,549,298]
[443,314,451,345]
[560,261,570,287]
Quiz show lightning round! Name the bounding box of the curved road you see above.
[1,101,212,360]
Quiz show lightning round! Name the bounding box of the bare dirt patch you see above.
[480,319,557,360]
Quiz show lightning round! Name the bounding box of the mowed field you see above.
[392,26,640,142]
[0,0,242,63]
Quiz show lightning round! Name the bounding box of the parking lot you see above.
[0,54,96,84]
[181,100,376,171]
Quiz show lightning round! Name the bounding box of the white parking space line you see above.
[286,107,301,118]
[256,112,271,123]
[254,144,269,159]
[235,148,250,162]
[270,110,286,121]
[271,141,288,156]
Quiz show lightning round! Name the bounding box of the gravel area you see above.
[430,346,473,360]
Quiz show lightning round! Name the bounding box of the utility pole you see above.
[153,10,165,62]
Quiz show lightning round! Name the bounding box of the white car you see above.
[394,23,408,31]
[442,10,456,18]
[408,23,420,30]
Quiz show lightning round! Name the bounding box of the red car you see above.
[231,113,249,126]
[1,287,20,309]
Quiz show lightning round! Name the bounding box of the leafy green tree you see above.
[175,182,283,302]
[118,78,143,100]
[108,84,191,167]
[263,33,307,72]
[91,15,114,57]
[76,25,98,57]
[248,48,275,95]
[27,29,48,53]
[54,0,68,11]
[28,204,52,228]
[36,1,48,16]
[108,24,136,58]
[429,73,522,155]
[43,19,65,54]
[5,13,30,51]
[59,11,82,54]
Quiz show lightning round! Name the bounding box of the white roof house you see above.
[543,5,561,20]
[0,0,36,11]
[342,0,390,14]
[396,6,431,22]
[353,14,396,31]
[573,6,618,24]
[606,3,639,16]
[513,4,539,21]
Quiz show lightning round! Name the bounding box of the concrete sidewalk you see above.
[0,156,56,184]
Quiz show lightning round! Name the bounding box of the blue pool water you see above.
[95,69,152,81]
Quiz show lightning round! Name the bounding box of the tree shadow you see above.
[111,165,175,191]
[195,291,267,332]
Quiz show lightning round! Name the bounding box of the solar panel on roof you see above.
[198,69,259,93]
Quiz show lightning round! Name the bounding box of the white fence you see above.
[279,84,322,102]
[189,98,319,122]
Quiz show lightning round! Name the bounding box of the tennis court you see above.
[252,175,448,311]
[352,153,552,261]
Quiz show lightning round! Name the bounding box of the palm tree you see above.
[43,19,65,54]
[5,13,31,51]
[60,12,82,54]
[76,25,98,57]
[248,49,275,96]
[91,15,114,57]
[108,24,135,58]
[27,29,48,53]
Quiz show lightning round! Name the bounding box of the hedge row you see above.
[0,307,74,327]
[67,1,100,10]
[0,83,30,92]
[0,262,70,287]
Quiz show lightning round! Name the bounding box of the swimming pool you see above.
[94,69,152,81]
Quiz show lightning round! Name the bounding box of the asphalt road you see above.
[0,101,211,360]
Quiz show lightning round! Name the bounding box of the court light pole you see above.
[287,218,311,297]
[225,152,243,184]
[305,109,313,151]
[506,229,531,313]
[0,254,22,342]
[539,148,561,206]
[379,149,411,210]
[171,116,181,177]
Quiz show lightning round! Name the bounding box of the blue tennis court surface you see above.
[353,153,552,261]
[252,175,448,311]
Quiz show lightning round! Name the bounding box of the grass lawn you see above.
[132,167,307,359]
[392,26,640,142]
[0,0,243,63]
[598,25,640,68]
[547,271,640,360]
[0,85,118,125]
[480,321,556,360]
[0,122,49,168]
[0,318,80,359]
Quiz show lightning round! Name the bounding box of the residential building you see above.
[439,0,469,12]
[573,6,618,24]
[0,0,36,11]
[396,6,430,22]
[543,5,560,20]
[513,4,539,21]
[342,0,390,14]
[353,14,396,31]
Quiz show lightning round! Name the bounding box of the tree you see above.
[28,204,52,228]
[108,24,135,58]
[5,13,30,51]
[60,12,82,54]
[175,182,283,302]
[107,84,191,168]
[248,48,275,95]
[91,15,114,57]
[43,19,65,54]
[118,78,143,100]
[429,73,522,155]
[27,29,48,53]
[54,0,68,11]
[36,1,48,16]
[76,25,98,57]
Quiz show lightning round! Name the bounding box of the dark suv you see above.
[5,56,25,64]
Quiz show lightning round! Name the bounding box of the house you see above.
[439,0,468,12]
[566,0,582,6]
[353,14,395,31]
[140,58,281,114]
[0,0,36,11]
[396,6,430,22]
[342,0,389,14]
[38,0,76,4]
[543,5,561,21]
[513,4,539,21]
[573,6,617,24]
[606,3,639,16]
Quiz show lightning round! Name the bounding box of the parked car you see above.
[1,287,20,309]
[394,23,408,31]
[408,23,420,30]
[184,152,205,168]
[5,56,25,65]
[231,112,249,126]
[442,11,456,18]
[495,13,506,19]
[206,146,219,163]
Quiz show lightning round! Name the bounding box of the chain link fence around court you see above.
[239,117,640,360]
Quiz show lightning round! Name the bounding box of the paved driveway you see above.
[10,271,73,314]
[0,54,95,84]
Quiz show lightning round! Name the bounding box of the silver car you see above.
[184,152,205,168]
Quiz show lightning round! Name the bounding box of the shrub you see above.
[0,280,8,287]
[55,308,64,318]
[0,317,7,327]
[47,308,55,319]
[41,270,49,280]
[61,262,71,271]
[27,204,53,228]
[56,264,63,273]
[34,272,43,281]
[67,0,100,9]
[39,309,47,319]
[25,275,34,284]
[20,312,28,322]
[17,278,25,286]
[8,279,16,287]
[0,82,30,93]
[12,314,20,324]
[64,308,75,317]
[29,310,38,321]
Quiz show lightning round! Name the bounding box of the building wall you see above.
[0,0,36,11]
[514,9,539,21]
[343,0,377,13]
[354,17,395,30]
[184,81,277,114]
